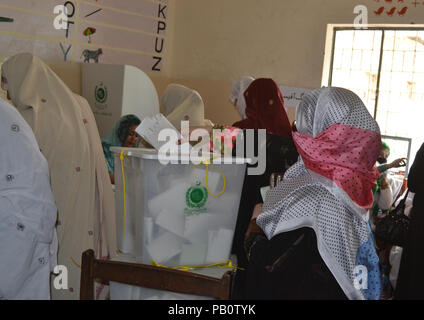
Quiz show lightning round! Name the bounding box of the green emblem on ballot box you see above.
[185,182,208,215]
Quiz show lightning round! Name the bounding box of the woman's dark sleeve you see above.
[408,143,424,193]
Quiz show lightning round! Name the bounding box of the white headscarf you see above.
[1,53,117,300]
[257,87,382,300]
[0,97,57,299]
[229,76,255,119]
[160,83,213,129]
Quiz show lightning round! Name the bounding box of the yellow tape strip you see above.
[70,256,81,268]
[150,259,243,272]
[194,156,227,198]
[120,149,129,237]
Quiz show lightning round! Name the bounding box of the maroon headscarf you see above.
[232,78,292,137]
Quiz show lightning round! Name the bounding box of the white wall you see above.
[165,0,424,124]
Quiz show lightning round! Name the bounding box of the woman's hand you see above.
[388,157,407,169]
[251,203,263,220]
[244,203,265,240]
[244,203,265,258]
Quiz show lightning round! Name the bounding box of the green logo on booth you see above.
[95,82,108,105]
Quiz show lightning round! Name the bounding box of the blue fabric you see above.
[355,222,382,300]
[102,141,115,174]
[101,115,140,174]
[102,119,122,174]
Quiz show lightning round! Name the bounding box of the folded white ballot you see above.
[183,213,233,245]
[155,209,185,237]
[146,231,183,264]
[179,243,207,266]
[205,228,234,264]
[136,113,181,150]
[147,182,190,218]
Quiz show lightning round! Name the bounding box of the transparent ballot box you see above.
[111,147,248,268]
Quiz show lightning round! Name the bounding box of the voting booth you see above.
[81,63,159,139]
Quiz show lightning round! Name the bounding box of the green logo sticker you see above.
[95,82,108,105]
[185,181,208,215]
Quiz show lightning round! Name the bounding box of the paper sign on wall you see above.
[279,86,312,110]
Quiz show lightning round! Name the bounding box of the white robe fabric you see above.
[1,53,117,300]
[0,97,57,299]
[160,83,213,129]
[229,76,255,120]
[369,186,393,229]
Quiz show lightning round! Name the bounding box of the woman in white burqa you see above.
[1,53,117,300]
[160,83,213,129]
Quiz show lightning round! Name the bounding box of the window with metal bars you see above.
[328,27,424,175]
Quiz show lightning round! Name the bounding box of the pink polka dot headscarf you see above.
[257,87,383,300]
[293,87,381,209]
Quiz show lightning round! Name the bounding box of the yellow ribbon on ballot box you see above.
[150,259,243,272]
[119,148,129,237]
[193,155,227,198]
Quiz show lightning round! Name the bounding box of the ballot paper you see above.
[260,186,270,202]
[136,113,181,150]
[146,231,183,264]
[183,213,232,245]
[147,183,190,218]
[179,243,207,266]
[205,229,234,264]
[155,209,185,237]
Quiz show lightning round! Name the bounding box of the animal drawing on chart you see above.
[81,48,103,63]
[398,7,408,16]
[374,7,385,15]
[386,7,396,16]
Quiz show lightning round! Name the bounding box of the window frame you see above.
[327,27,424,175]
[381,134,412,177]
[328,27,424,119]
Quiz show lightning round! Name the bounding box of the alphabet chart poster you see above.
[0,0,168,72]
